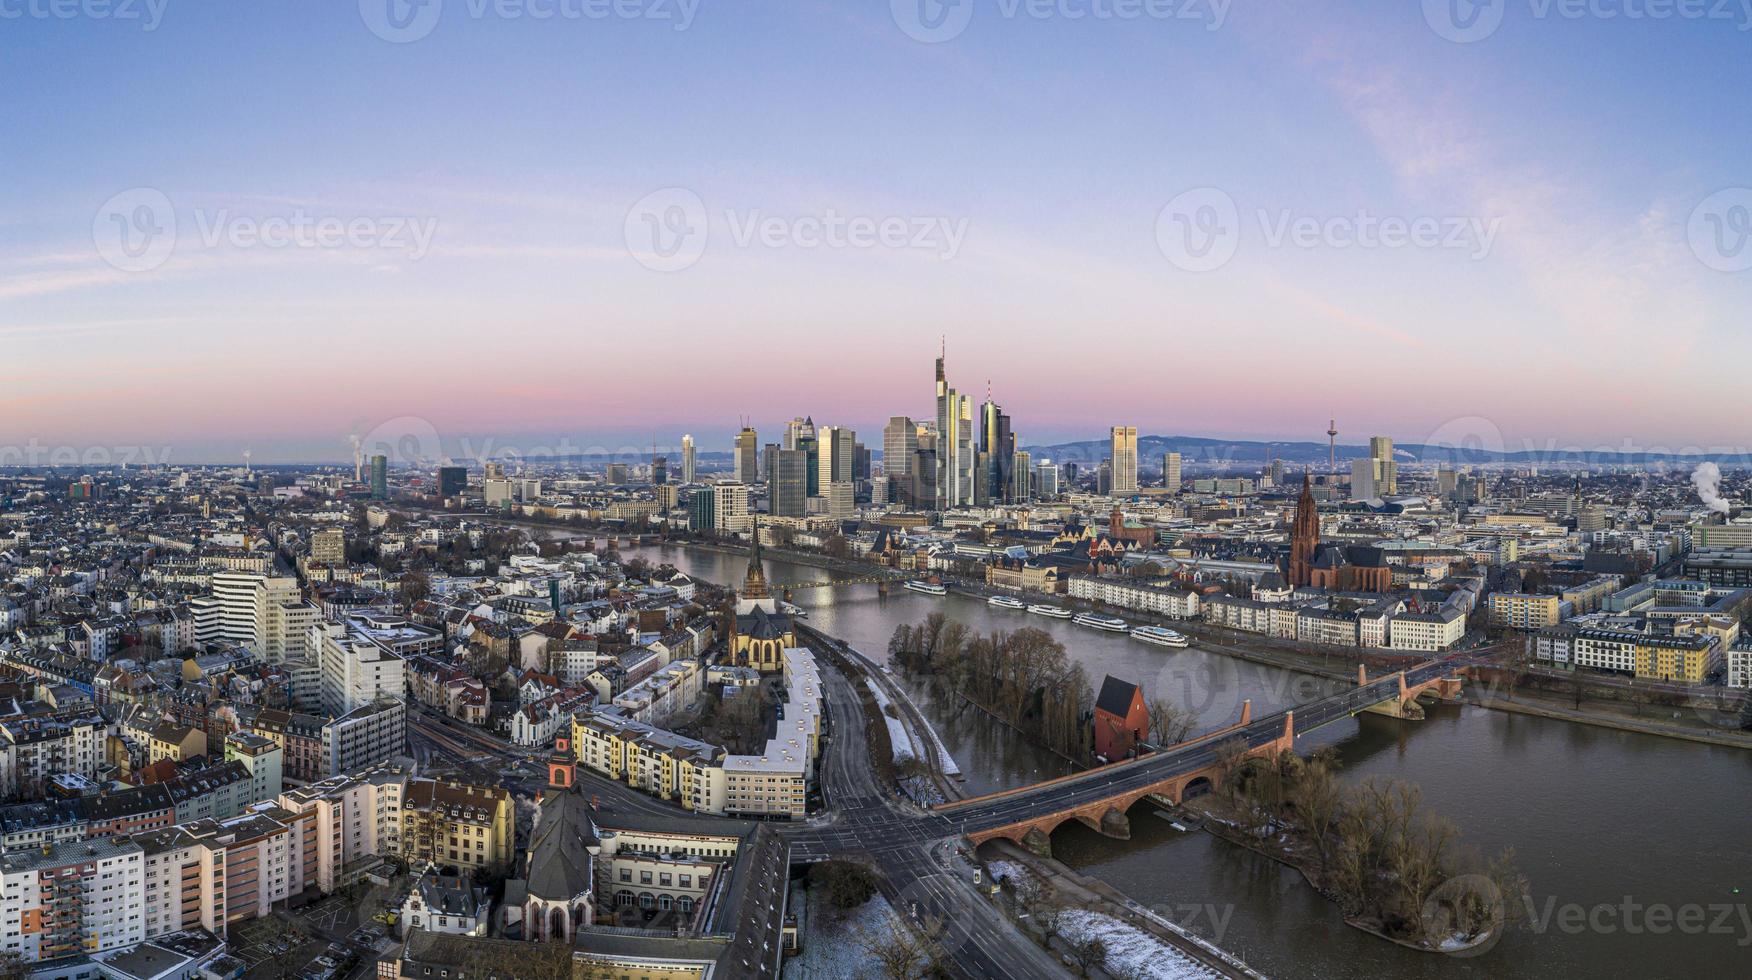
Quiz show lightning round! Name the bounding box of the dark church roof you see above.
[735,604,793,640]
[526,784,598,902]
[1095,676,1140,718]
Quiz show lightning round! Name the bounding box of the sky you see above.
[4,0,1751,464]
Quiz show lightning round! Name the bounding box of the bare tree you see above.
[854,909,948,980]
[1068,934,1108,974]
[1145,695,1196,747]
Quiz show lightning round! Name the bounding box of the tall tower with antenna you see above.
[1326,418,1338,476]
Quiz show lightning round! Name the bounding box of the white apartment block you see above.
[211,571,314,661]
[315,621,408,715]
[1068,575,1202,619]
[0,837,145,962]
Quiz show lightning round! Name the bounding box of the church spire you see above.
[743,516,769,600]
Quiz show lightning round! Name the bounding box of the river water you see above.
[629,543,1752,979]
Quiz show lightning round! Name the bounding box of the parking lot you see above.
[236,873,410,980]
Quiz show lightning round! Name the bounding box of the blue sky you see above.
[4,0,1750,462]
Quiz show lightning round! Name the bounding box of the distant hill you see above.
[1019,434,1747,468]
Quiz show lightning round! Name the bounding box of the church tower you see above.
[1288,471,1320,588]
[742,517,770,601]
[547,733,575,791]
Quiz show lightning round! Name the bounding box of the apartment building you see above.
[0,837,146,961]
[1067,575,1202,619]
[314,621,408,715]
[1487,592,1565,631]
[321,698,406,777]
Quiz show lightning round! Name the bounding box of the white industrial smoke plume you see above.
[1691,462,1731,515]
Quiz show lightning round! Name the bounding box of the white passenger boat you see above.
[905,580,948,596]
[987,595,1025,610]
[1131,625,1190,648]
[1073,612,1128,632]
[1027,603,1072,618]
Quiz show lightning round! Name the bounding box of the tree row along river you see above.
[625,544,1752,979]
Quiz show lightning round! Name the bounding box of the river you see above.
[628,542,1752,979]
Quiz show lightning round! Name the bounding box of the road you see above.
[405,641,1469,976]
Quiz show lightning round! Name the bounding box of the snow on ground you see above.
[986,859,1041,902]
[865,679,892,713]
[1059,909,1224,980]
[782,889,898,980]
[885,677,963,775]
[884,715,915,762]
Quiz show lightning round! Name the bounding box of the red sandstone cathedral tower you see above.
[1287,472,1319,587]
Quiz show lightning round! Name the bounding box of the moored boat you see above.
[987,595,1025,610]
[1027,603,1072,618]
[1072,612,1128,631]
[1130,625,1190,648]
[904,580,947,596]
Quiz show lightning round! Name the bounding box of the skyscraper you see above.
[883,417,917,478]
[651,457,667,486]
[437,465,467,499]
[980,394,1014,503]
[1163,452,1182,495]
[1011,449,1032,502]
[735,427,759,484]
[769,448,807,517]
[1369,436,1398,495]
[369,454,388,500]
[712,482,751,533]
[681,434,696,484]
[1350,457,1377,499]
[934,344,974,510]
[1110,426,1138,496]
[796,420,820,498]
[820,426,856,484]
[1035,460,1059,498]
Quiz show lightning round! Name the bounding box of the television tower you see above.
[1326,418,1338,475]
